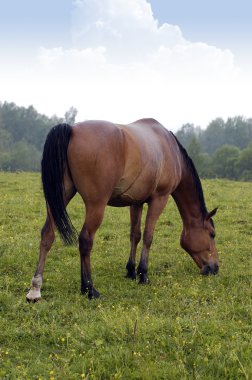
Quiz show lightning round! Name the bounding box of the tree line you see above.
[0,102,77,172]
[177,117,252,181]
[0,101,251,180]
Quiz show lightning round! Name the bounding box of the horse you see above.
[26,118,219,301]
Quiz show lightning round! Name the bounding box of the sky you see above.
[0,0,251,130]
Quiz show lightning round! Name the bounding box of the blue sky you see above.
[0,0,251,129]
[1,0,251,54]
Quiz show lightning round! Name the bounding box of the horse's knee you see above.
[79,232,93,255]
[130,230,141,245]
[143,231,153,249]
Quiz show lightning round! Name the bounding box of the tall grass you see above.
[0,172,251,379]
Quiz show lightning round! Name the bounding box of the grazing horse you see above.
[26,118,218,301]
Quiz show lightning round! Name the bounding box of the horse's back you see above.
[67,119,182,205]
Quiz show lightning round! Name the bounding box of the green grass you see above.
[0,172,251,380]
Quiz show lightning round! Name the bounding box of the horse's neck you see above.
[172,171,204,228]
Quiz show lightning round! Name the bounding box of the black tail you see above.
[41,123,77,245]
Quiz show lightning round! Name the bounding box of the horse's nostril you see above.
[201,263,219,275]
[213,264,219,274]
[201,265,211,275]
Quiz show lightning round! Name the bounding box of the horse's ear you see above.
[206,207,218,220]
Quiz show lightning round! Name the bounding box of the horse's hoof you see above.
[88,288,100,300]
[126,271,137,280]
[26,288,41,302]
[138,274,149,284]
[26,296,41,303]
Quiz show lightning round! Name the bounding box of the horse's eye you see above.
[210,232,215,239]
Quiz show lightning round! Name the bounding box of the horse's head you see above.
[180,208,219,275]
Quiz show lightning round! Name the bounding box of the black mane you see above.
[171,132,208,218]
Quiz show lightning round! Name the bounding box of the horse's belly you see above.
[108,170,157,206]
[108,191,147,207]
[107,195,143,207]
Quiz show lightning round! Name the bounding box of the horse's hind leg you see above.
[26,212,55,301]
[79,203,106,299]
[137,194,168,284]
[126,204,143,279]
[26,182,76,302]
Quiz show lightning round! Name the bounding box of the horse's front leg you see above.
[126,204,143,279]
[137,194,169,284]
[26,215,55,302]
[79,204,105,299]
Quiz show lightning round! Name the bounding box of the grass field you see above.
[0,172,251,380]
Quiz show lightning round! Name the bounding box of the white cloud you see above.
[71,0,186,61]
[1,0,250,129]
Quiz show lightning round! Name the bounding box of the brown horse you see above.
[26,118,218,301]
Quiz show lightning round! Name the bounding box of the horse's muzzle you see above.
[201,263,219,275]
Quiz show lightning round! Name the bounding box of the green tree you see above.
[200,118,226,155]
[175,123,201,149]
[0,101,63,150]
[1,140,41,172]
[236,142,252,181]
[187,136,201,161]
[224,116,252,149]
[0,101,65,171]
[210,145,241,179]
[187,136,211,177]
[64,106,78,125]
[200,116,252,155]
